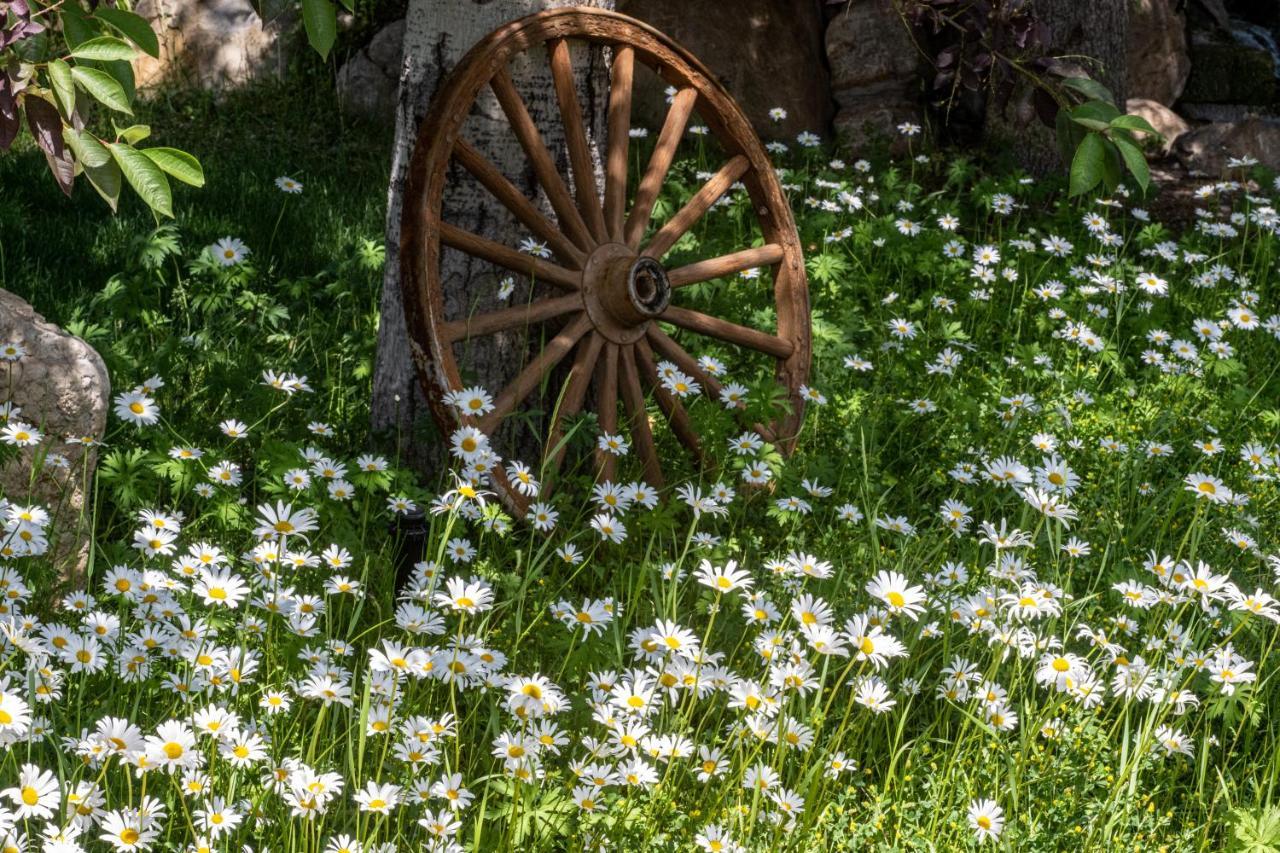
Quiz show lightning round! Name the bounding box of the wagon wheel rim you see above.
[401,7,811,519]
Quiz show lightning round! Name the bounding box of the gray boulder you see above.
[336,18,406,123]
[0,290,110,582]
[825,0,921,149]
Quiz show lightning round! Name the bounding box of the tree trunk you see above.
[987,0,1129,176]
[373,0,613,473]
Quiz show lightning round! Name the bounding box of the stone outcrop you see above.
[1125,98,1191,151]
[1127,0,1190,105]
[1174,117,1280,175]
[825,0,920,148]
[0,290,110,581]
[618,0,833,140]
[132,0,293,89]
[336,19,406,123]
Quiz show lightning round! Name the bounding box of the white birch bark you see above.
[372,0,612,472]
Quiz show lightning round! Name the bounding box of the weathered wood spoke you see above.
[634,336,703,461]
[402,8,811,519]
[619,343,663,487]
[544,331,605,476]
[667,244,785,288]
[603,46,634,241]
[548,38,608,242]
[661,305,794,359]
[440,222,581,290]
[643,154,750,260]
[477,312,593,433]
[623,86,698,248]
[442,293,583,343]
[453,140,586,268]
[646,325,778,443]
[595,343,620,483]
[490,67,595,252]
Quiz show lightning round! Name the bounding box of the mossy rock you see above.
[1182,40,1277,105]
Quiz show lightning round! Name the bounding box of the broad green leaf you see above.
[70,36,138,62]
[1069,99,1121,131]
[1109,113,1160,136]
[84,156,123,211]
[1061,76,1115,104]
[301,0,337,59]
[48,60,76,119]
[1068,132,1106,196]
[117,124,151,144]
[71,66,133,114]
[142,147,205,187]
[1113,135,1150,193]
[1100,137,1122,190]
[59,4,94,49]
[64,128,112,168]
[93,7,160,58]
[109,142,173,217]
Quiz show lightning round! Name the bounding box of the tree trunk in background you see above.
[988,0,1129,176]
[372,0,612,474]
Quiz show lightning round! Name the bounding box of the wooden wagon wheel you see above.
[401,6,810,518]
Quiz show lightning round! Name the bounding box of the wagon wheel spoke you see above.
[442,293,584,343]
[543,331,605,479]
[623,86,698,249]
[548,38,608,242]
[634,335,703,462]
[642,154,750,260]
[595,343,620,483]
[453,140,586,268]
[668,244,785,288]
[646,325,778,443]
[660,305,793,359]
[619,343,664,488]
[478,312,593,433]
[490,67,595,252]
[603,46,634,241]
[440,222,581,290]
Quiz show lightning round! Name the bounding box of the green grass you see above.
[1,80,1280,853]
[1,73,391,321]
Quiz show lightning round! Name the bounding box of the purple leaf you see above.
[0,75,17,151]
[23,92,64,160]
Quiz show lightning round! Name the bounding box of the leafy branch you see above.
[1,0,204,216]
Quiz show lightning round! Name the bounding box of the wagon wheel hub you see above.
[581,244,672,344]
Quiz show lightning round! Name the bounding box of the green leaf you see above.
[117,124,151,145]
[70,66,133,114]
[1061,76,1115,104]
[69,36,139,62]
[47,60,76,119]
[1069,99,1122,131]
[1113,135,1150,193]
[59,4,95,49]
[108,142,173,217]
[1109,113,1160,137]
[1100,137,1122,190]
[64,128,112,168]
[93,7,160,58]
[1068,132,1106,196]
[141,147,205,187]
[301,0,337,59]
[84,156,123,212]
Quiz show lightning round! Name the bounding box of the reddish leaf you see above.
[0,74,17,151]
[23,93,64,160]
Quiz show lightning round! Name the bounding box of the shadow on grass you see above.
[0,73,394,323]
